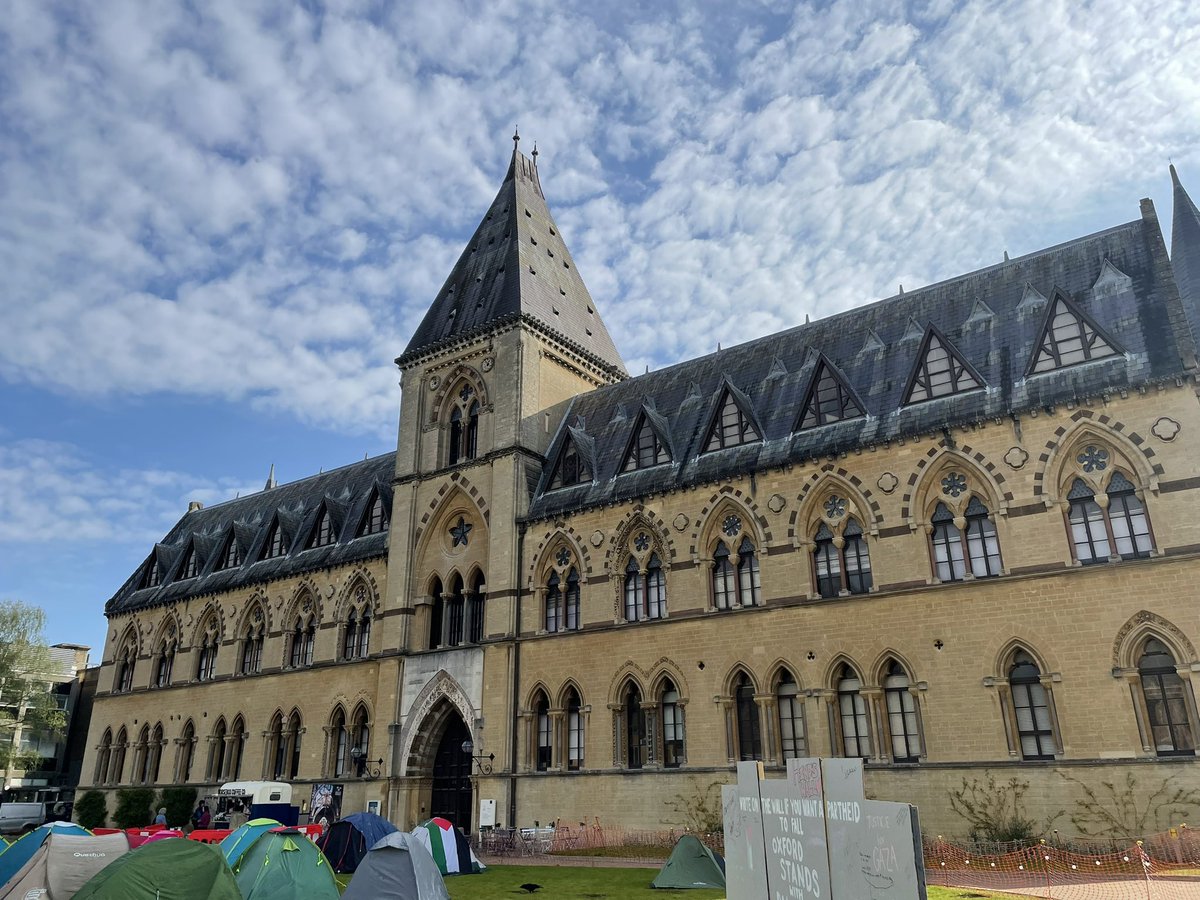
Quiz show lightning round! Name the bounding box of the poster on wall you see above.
[310,783,344,827]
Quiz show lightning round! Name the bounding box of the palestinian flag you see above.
[410,818,484,875]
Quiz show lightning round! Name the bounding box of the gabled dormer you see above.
[796,355,864,430]
[621,407,672,472]
[306,503,336,550]
[548,427,593,490]
[176,539,200,580]
[214,529,242,572]
[703,383,761,452]
[357,489,388,537]
[260,516,288,561]
[1026,289,1122,376]
[138,554,161,590]
[902,327,983,405]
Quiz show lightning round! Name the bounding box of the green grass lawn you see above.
[338,864,1031,899]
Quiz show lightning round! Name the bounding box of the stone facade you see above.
[80,149,1200,839]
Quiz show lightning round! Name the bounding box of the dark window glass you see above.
[624,416,670,471]
[1010,651,1055,760]
[142,559,160,589]
[550,439,591,490]
[360,493,386,536]
[963,496,1002,577]
[567,691,584,770]
[264,522,287,559]
[800,361,863,428]
[447,576,464,647]
[625,684,644,769]
[843,518,873,594]
[468,574,485,644]
[777,670,805,760]
[931,502,966,581]
[736,674,762,760]
[712,541,735,609]
[705,391,760,451]
[309,508,335,549]
[179,545,199,580]
[1067,478,1110,563]
[536,695,552,771]
[1107,472,1152,559]
[448,407,463,466]
[465,401,479,459]
[216,535,242,571]
[813,522,841,598]
[1139,639,1194,757]
[838,665,870,758]
[737,537,760,607]
[343,612,358,659]
[884,661,920,762]
[545,572,561,633]
[662,681,683,768]
[565,569,580,630]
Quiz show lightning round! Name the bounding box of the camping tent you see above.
[315,812,397,873]
[232,827,340,900]
[219,818,283,866]
[0,821,91,886]
[73,836,241,900]
[0,832,129,899]
[410,818,483,875]
[341,832,449,900]
[651,835,726,889]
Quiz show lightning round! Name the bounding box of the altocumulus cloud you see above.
[1,0,1198,424]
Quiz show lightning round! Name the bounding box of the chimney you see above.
[187,500,204,512]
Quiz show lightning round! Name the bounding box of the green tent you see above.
[73,837,241,900]
[233,827,340,900]
[651,835,726,890]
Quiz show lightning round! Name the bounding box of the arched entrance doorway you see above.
[430,715,473,830]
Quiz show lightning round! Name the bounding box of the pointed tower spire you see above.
[398,137,626,378]
[1170,164,1200,344]
[264,463,276,491]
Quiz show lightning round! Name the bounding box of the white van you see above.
[0,801,47,834]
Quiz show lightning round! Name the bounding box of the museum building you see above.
[79,146,1200,837]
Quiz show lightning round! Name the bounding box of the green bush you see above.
[112,787,156,829]
[159,786,197,829]
[75,790,107,830]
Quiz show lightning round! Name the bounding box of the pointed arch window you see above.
[230,716,246,780]
[931,497,1001,582]
[623,415,670,471]
[141,557,160,589]
[178,721,195,783]
[269,714,285,780]
[428,577,444,650]
[566,689,584,771]
[468,572,485,644]
[624,683,645,769]
[359,491,387,536]
[135,725,152,783]
[904,330,981,404]
[777,670,806,760]
[1068,471,1152,564]
[544,565,580,633]
[704,389,760,452]
[351,705,370,771]
[1139,639,1195,757]
[149,723,164,783]
[535,693,552,771]
[289,616,315,667]
[95,729,112,784]
[465,401,480,459]
[812,517,873,598]
[545,572,561,633]
[154,641,175,688]
[837,665,871,759]
[1029,295,1119,374]
[549,437,591,490]
[308,507,335,549]
[445,385,481,466]
[343,611,359,660]
[624,554,666,622]
[178,543,199,580]
[735,673,762,761]
[112,727,128,784]
[448,407,463,466]
[737,537,761,606]
[799,359,863,428]
[262,520,287,560]
[197,621,219,681]
[240,620,263,675]
[207,720,226,783]
[331,708,349,777]
[115,643,136,694]
[216,533,242,571]
[1009,651,1055,760]
[661,681,684,768]
[884,661,921,763]
[446,574,465,647]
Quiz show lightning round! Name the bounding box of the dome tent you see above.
[232,827,340,900]
[315,812,397,874]
[73,837,241,900]
[219,817,283,866]
[0,821,91,886]
[651,834,726,889]
[340,832,449,900]
[409,818,483,875]
[0,832,129,899]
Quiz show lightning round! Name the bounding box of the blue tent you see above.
[316,813,397,874]
[0,821,90,885]
[219,818,282,866]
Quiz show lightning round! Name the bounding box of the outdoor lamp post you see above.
[349,745,383,780]
[460,738,494,774]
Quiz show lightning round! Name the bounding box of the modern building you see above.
[78,147,1200,837]
[3,643,93,802]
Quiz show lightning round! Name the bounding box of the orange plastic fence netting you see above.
[925,830,1200,900]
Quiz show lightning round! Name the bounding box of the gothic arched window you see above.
[1139,639,1195,757]
[837,664,871,759]
[624,553,666,622]
[883,661,921,763]
[777,669,805,760]
[1009,651,1055,760]
[661,680,684,768]
[931,497,1001,582]
[735,673,761,761]
[535,692,552,772]
[1068,470,1153,564]
[624,683,644,770]
[566,689,584,771]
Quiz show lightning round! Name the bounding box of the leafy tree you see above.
[75,790,108,830]
[113,788,156,829]
[159,787,197,829]
[0,600,68,773]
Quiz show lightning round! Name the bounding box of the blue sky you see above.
[1,0,1198,658]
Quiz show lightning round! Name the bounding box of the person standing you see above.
[197,803,211,829]
[154,807,168,826]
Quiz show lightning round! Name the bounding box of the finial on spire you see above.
[264,463,276,491]
[532,142,538,163]
[513,126,520,149]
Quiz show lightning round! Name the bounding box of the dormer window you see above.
[140,558,160,589]
[1028,293,1120,375]
[178,543,199,580]
[262,520,287,560]
[308,507,335,549]
[549,437,591,490]
[904,329,982,404]
[623,415,670,471]
[215,534,242,571]
[798,358,863,429]
[704,389,759,452]
[358,491,387,537]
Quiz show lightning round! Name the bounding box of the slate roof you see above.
[1171,165,1200,341]
[398,146,627,378]
[105,453,396,617]
[529,203,1194,521]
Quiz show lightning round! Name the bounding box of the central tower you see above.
[385,137,625,826]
